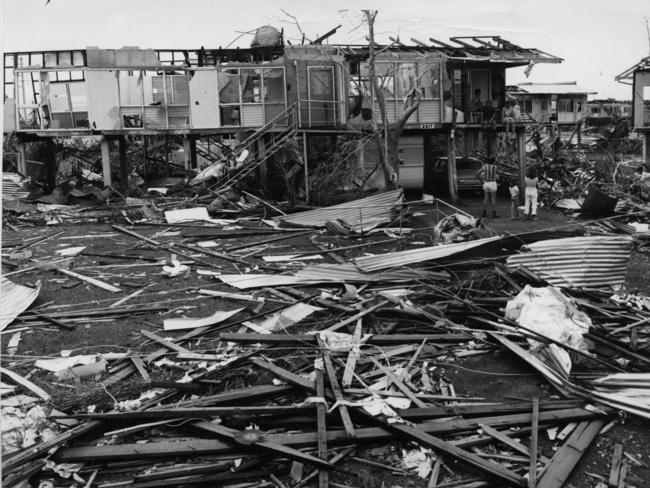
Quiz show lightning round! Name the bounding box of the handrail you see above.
[236,103,298,150]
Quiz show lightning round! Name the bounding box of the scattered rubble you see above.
[3,156,650,488]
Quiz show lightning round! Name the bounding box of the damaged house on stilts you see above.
[3,30,562,202]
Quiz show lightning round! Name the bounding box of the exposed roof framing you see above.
[3,34,561,73]
[615,56,650,84]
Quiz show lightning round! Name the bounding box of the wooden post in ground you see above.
[644,132,650,165]
[529,396,539,488]
[577,120,582,150]
[447,129,458,202]
[516,128,526,203]
[183,135,196,169]
[100,137,112,187]
[303,132,310,203]
[118,136,128,192]
[16,138,28,175]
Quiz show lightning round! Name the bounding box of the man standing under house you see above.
[477,157,500,218]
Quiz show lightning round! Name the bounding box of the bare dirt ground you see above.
[2,196,650,487]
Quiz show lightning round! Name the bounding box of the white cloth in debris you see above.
[505,285,592,352]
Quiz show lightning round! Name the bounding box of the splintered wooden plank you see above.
[479,423,531,457]
[4,420,101,472]
[315,363,329,488]
[609,443,624,487]
[536,420,606,488]
[250,358,316,391]
[192,421,335,471]
[371,358,428,408]
[140,329,191,354]
[220,333,468,344]
[58,408,603,463]
[529,396,540,488]
[318,336,355,438]
[341,319,362,388]
[130,355,151,382]
[0,366,50,401]
[324,300,389,332]
[383,422,527,487]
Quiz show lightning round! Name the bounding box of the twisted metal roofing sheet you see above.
[354,236,503,272]
[0,278,40,331]
[273,189,403,228]
[506,235,635,288]
[218,263,447,289]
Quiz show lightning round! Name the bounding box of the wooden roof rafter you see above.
[616,56,650,85]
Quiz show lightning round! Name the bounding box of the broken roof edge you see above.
[514,81,597,95]
[615,56,650,83]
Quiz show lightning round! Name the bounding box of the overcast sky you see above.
[2,0,649,99]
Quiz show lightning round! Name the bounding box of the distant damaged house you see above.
[587,98,632,120]
[2,33,561,197]
[507,82,596,125]
[616,56,650,163]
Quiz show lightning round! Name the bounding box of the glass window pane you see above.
[143,71,158,105]
[375,63,394,99]
[5,67,14,83]
[241,68,261,103]
[218,69,240,104]
[420,64,440,99]
[168,74,189,105]
[151,74,165,104]
[395,63,417,98]
[309,67,333,99]
[44,53,57,67]
[262,68,285,103]
[29,54,43,67]
[58,52,72,65]
[5,54,15,66]
[73,51,85,66]
[18,54,29,67]
[49,83,70,112]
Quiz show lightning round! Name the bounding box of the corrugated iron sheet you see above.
[274,189,403,228]
[354,236,503,272]
[2,173,30,201]
[219,263,447,290]
[0,278,40,331]
[506,235,634,288]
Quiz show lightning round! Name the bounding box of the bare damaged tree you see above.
[363,10,421,190]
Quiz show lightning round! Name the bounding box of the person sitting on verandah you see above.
[470,88,484,123]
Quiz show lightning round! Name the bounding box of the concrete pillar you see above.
[16,139,27,175]
[447,130,458,202]
[118,136,128,192]
[100,138,112,187]
[517,129,527,203]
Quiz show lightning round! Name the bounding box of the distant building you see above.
[587,98,632,119]
[507,82,596,124]
[616,56,650,162]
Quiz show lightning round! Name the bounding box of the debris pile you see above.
[2,190,650,488]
